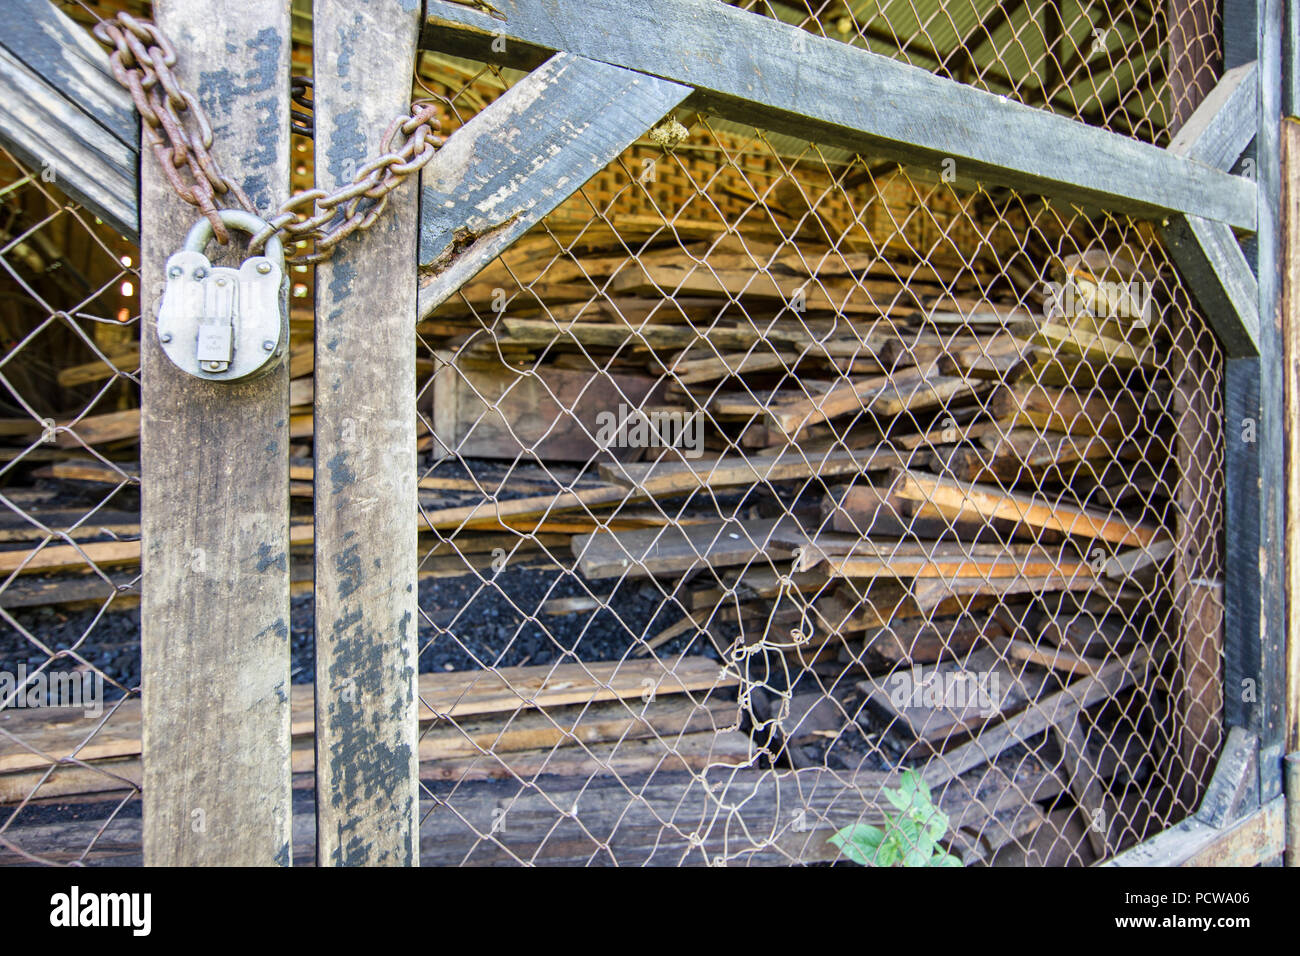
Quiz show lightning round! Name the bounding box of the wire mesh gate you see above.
[0,0,1282,866]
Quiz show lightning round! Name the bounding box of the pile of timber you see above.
[1,229,1177,861]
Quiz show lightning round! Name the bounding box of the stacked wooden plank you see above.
[0,216,1181,863]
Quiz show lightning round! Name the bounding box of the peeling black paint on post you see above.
[313,0,421,866]
[140,0,293,866]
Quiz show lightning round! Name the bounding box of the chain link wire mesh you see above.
[0,0,1228,865]
[737,0,1222,145]
[0,141,143,864]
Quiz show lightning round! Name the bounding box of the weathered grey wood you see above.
[0,0,136,145]
[921,651,1148,787]
[1284,116,1300,869]
[313,0,421,867]
[420,0,1257,230]
[1160,59,1265,358]
[1254,0,1287,803]
[1194,726,1260,827]
[1169,61,1259,171]
[1052,717,1109,858]
[1286,0,1300,119]
[1160,215,1261,356]
[0,755,1094,866]
[1224,357,1262,730]
[140,0,292,866]
[418,52,689,318]
[1106,795,1284,866]
[0,23,136,238]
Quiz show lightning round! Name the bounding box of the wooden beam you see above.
[1106,795,1284,865]
[313,0,422,867]
[0,0,136,145]
[1169,61,1260,171]
[1282,115,1300,804]
[420,0,1257,230]
[1160,215,1260,356]
[0,658,734,777]
[893,470,1166,548]
[417,52,689,318]
[1161,61,1263,357]
[140,0,292,867]
[1194,726,1260,827]
[923,651,1148,787]
[0,1,136,238]
[1254,0,1288,803]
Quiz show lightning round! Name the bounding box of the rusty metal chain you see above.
[92,11,442,263]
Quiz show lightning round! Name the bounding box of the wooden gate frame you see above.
[0,0,1294,865]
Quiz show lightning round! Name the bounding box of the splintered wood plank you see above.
[1022,323,1157,370]
[860,646,1048,743]
[313,0,421,867]
[419,483,634,531]
[989,384,1143,438]
[710,366,987,435]
[572,518,793,578]
[599,446,902,495]
[429,351,661,462]
[0,658,736,778]
[813,541,1097,580]
[608,262,889,313]
[1001,637,1102,677]
[893,470,1166,547]
[139,0,292,867]
[713,375,892,434]
[418,730,753,782]
[417,52,689,318]
[922,650,1148,787]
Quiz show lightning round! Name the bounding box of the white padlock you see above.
[156,210,287,382]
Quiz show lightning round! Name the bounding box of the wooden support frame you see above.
[0,0,1286,867]
[139,0,293,866]
[1252,0,1288,804]
[1161,63,1262,357]
[417,52,690,318]
[419,0,1257,230]
[312,0,423,866]
[1106,795,1283,865]
[0,0,136,238]
[1109,727,1280,866]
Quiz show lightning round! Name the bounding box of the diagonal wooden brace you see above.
[416,51,690,319]
[1161,62,1262,357]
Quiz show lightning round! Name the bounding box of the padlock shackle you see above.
[182,209,284,266]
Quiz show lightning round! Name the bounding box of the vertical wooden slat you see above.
[1219,0,1268,795]
[1283,116,1300,867]
[313,0,421,866]
[140,0,293,865]
[1255,0,1287,802]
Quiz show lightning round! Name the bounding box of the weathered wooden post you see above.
[139,0,294,865]
[312,0,422,865]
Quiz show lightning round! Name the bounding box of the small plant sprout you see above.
[828,770,962,867]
